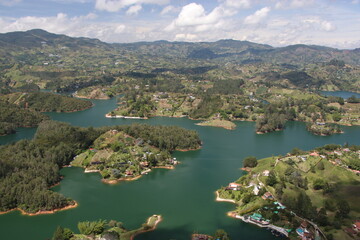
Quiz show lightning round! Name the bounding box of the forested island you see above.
[217,145,360,240]
[0,91,92,135]
[50,215,162,240]
[0,100,48,135]
[72,124,201,183]
[0,121,201,215]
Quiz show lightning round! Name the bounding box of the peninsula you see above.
[217,145,360,240]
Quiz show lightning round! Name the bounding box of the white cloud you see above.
[95,0,169,12]
[0,0,21,6]
[160,5,177,15]
[275,0,315,9]
[0,13,127,42]
[223,0,251,9]
[175,33,198,41]
[165,2,239,32]
[50,0,92,3]
[351,0,359,4]
[244,7,271,25]
[126,4,142,15]
[302,17,336,32]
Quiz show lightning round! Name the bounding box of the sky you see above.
[0,0,359,48]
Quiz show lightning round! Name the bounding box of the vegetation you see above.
[243,156,258,168]
[1,92,92,112]
[306,123,342,136]
[0,121,103,213]
[117,124,201,152]
[217,145,360,240]
[0,121,200,213]
[51,215,161,240]
[0,100,48,135]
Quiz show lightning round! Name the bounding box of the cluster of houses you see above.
[345,220,360,238]
[296,221,315,240]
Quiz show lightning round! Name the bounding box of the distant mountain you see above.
[0,29,110,50]
[0,29,359,65]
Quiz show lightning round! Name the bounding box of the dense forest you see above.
[0,121,104,213]
[189,95,223,119]
[117,123,201,151]
[1,92,92,112]
[0,121,201,213]
[0,100,48,135]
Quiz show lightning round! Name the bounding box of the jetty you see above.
[236,214,289,237]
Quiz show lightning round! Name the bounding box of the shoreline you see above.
[129,215,163,240]
[153,165,175,170]
[215,191,236,204]
[195,120,236,130]
[105,114,148,119]
[176,146,202,152]
[101,164,178,184]
[0,201,78,216]
[102,175,142,184]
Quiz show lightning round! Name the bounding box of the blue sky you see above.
[0,0,359,48]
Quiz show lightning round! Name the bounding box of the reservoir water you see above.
[320,90,360,99]
[1,96,360,240]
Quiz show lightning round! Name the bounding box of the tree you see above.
[213,229,230,240]
[317,161,325,170]
[337,200,350,218]
[290,147,304,156]
[266,171,277,186]
[243,156,257,168]
[52,226,73,240]
[313,179,326,190]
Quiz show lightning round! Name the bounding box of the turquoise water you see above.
[0,97,360,240]
[320,90,360,99]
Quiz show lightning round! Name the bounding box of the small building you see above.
[353,221,360,231]
[262,192,274,200]
[253,185,260,195]
[228,183,241,191]
[140,161,149,167]
[301,221,309,229]
[263,170,270,176]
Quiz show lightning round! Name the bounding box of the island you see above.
[0,92,92,135]
[106,87,359,135]
[0,121,201,215]
[216,145,360,240]
[71,125,201,183]
[50,215,162,240]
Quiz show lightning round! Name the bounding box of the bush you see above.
[243,156,257,168]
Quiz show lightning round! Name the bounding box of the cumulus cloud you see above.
[95,0,169,12]
[0,0,21,6]
[165,1,243,33]
[126,4,142,15]
[244,7,271,25]
[160,5,177,15]
[302,17,336,32]
[275,0,315,9]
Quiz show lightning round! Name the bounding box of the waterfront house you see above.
[228,183,241,191]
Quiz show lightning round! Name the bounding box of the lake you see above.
[320,90,360,99]
[1,96,360,240]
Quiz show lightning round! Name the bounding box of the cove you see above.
[320,90,360,99]
[1,98,360,240]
